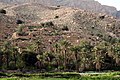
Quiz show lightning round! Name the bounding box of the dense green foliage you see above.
[0,39,120,72]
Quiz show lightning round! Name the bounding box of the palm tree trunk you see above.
[75,53,78,71]
[14,53,17,67]
[6,53,9,68]
[63,49,66,70]
[96,62,101,72]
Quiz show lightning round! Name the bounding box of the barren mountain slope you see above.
[5,3,62,22]
[0,0,118,18]
[0,3,119,48]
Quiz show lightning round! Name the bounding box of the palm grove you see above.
[0,37,120,72]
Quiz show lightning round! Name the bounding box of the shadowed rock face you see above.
[0,0,118,18]
[116,11,120,19]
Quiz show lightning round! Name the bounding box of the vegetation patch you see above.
[1,72,120,80]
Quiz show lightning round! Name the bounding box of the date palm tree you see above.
[28,39,44,54]
[11,46,19,68]
[2,41,12,68]
[112,43,120,66]
[79,40,93,71]
[70,45,81,71]
[71,40,93,72]
[93,41,108,71]
[59,40,71,70]
[53,43,62,70]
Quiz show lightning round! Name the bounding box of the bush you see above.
[45,21,54,26]
[57,5,60,7]
[16,26,23,34]
[62,26,69,31]
[16,20,24,24]
[55,16,59,19]
[0,9,6,14]
[99,15,105,19]
[97,33,103,38]
[41,21,54,27]
[41,23,45,27]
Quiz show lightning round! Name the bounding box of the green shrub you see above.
[41,21,54,27]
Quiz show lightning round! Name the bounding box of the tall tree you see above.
[2,41,12,69]
[112,43,120,66]
[79,40,93,71]
[53,43,62,70]
[93,41,108,71]
[28,38,44,54]
[11,46,19,68]
[70,45,81,71]
[59,40,71,70]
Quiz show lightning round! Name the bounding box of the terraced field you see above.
[0,72,120,80]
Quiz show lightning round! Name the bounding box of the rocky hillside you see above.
[0,0,119,18]
[0,3,119,47]
[0,13,17,46]
[0,3,120,71]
